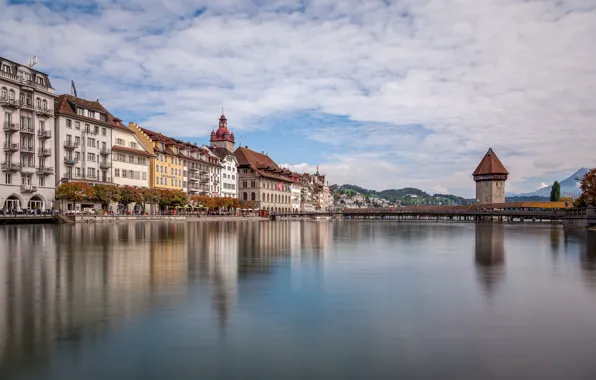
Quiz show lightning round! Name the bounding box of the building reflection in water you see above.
[475,224,506,297]
[564,228,596,290]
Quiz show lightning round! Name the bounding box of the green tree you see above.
[139,188,161,212]
[56,182,93,210]
[550,181,561,202]
[91,185,121,210]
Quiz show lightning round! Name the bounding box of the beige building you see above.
[473,148,508,204]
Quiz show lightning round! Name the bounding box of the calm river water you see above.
[1,221,596,379]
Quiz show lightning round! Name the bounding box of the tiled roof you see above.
[209,146,235,161]
[234,146,295,183]
[55,94,116,126]
[112,145,154,157]
[473,148,509,176]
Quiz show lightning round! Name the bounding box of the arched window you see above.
[243,192,248,201]
[251,192,256,201]
[1,87,6,100]
[8,90,14,100]
[42,99,47,110]
[36,98,41,109]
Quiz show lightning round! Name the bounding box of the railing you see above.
[64,157,79,165]
[20,184,38,192]
[38,130,52,139]
[64,140,80,149]
[3,142,19,151]
[38,148,52,156]
[99,148,111,155]
[20,145,35,154]
[1,162,21,171]
[99,161,111,169]
[20,125,35,134]
[190,167,199,172]
[0,71,50,91]
[36,166,54,175]
[21,165,36,174]
[19,100,35,110]
[3,122,19,132]
[35,107,53,117]
[0,98,18,107]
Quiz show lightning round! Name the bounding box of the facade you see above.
[473,148,508,204]
[201,146,223,196]
[111,121,152,188]
[210,147,238,198]
[54,95,113,187]
[234,146,294,213]
[0,57,56,211]
[129,123,184,190]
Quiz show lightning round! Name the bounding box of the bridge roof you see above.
[473,148,509,176]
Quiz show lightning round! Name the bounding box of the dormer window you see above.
[88,111,95,118]
[160,143,164,150]
[1,64,10,73]
[36,76,44,85]
[100,114,107,122]
[77,108,85,116]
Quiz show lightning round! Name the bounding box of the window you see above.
[115,169,120,177]
[1,64,10,73]
[116,138,125,145]
[87,153,95,162]
[122,170,127,178]
[88,111,95,118]
[142,172,147,181]
[75,121,80,130]
[75,136,80,144]
[251,192,256,201]
[130,142,137,149]
[8,90,14,100]
[232,175,235,180]
[129,170,134,178]
[156,164,160,172]
[87,167,95,178]
[36,76,44,85]
[155,177,159,185]
[94,126,99,134]
[5,173,11,184]
[251,181,256,188]
[102,128,106,136]
[138,158,146,165]
[77,108,85,116]
[75,167,81,176]
[39,177,45,187]
[39,120,45,131]
[36,98,41,109]
[88,138,95,147]
[42,99,47,110]
[66,119,72,128]
[100,114,107,122]
[243,192,248,200]
[129,155,134,163]
[1,87,6,99]
[75,152,80,160]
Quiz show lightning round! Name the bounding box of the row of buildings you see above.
[0,56,332,213]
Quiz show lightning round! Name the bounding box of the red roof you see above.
[234,146,294,183]
[473,148,508,176]
[112,145,154,157]
[210,114,235,143]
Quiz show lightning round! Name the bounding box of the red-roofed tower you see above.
[210,113,235,152]
[473,148,508,204]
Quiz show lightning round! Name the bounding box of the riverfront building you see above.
[209,114,238,198]
[111,121,152,189]
[0,57,56,211]
[473,148,509,204]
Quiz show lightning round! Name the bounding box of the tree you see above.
[550,181,561,202]
[139,188,161,212]
[579,168,596,205]
[91,184,121,210]
[119,186,143,209]
[56,182,93,210]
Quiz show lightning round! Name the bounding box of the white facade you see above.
[219,154,238,198]
[201,146,222,197]
[111,128,151,188]
[55,95,113,187]
[290,182,302,212]
[0,58,56,211]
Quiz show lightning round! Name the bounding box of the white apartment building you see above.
[0,57,56,211]
[290,181,302,212]
[210,146,238,198]
[201,146,222,196]
[111,122,151,188]
[55,95,114,191]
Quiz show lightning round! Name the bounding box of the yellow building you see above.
[129,123,184,190]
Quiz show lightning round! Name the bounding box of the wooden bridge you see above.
[270,203,580,223]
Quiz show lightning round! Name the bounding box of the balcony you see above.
[200,178,209,183]
[3,142,19,152]
[35,107,53,117]
[99,161,111,169]
[190,166,199,172]
[20,184,37,193]
[20,125,35,134]
[36,166,54,175]
[84,174,112,183]
[0,98,19,108]
[38,130,52,139]
[19,100,35,111]
[190,175,200,182]
[21,165,36,174]
[1,162,21,171]
[3,122,19,132]
[64,140,80,149]
[20,145,35,154]
[38,148,52,157]
[64,157,79,165]
[99,148,111,155]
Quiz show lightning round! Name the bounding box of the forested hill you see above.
[330,184,473,206]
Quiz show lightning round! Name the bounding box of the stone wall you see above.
[74,215,187,223]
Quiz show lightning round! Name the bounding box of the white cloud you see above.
[539,182,549,190]
[1,0,595,196]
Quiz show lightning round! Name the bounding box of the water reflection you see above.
[475,224,505,296]
[0,221,333,377]
[564,228,596,289]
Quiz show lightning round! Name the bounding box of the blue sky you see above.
[1,0,595,197]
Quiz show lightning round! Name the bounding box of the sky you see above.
[1,0,595,197]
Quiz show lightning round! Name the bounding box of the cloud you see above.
[539,182,549,190]
[1,0,595,196]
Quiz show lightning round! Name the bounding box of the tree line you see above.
[55,182,257,212]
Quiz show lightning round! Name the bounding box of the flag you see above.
[276,182,283,191]
[71,81,78,97]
